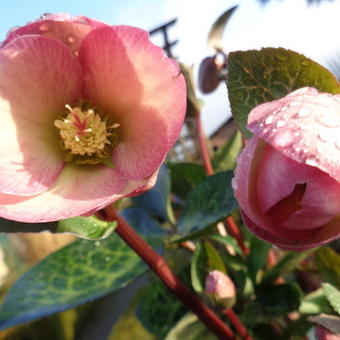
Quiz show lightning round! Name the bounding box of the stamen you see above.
[54,102,119,165]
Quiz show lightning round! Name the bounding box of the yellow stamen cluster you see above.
[54,103,119,165]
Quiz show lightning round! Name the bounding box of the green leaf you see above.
[227,47,340,137]
[207,5,238,51]
[243,283,302,325]
[177,171,238,234]
[212,131,243,172]
[132,164,173,222]
[190,241,227,293]
[299,288,333,315]
[0,215,116,241]
[165,313,216,340]
[209,234,242,256]
[262,249,314,284]
[322,283,340,314]
[58,215,117,240]
[316,247,340,289]
[167,162,205,200]
[247,237,271,284]
[137,278,187,338]
[0,234,146,330]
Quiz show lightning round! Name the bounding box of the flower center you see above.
[54,102,119,165]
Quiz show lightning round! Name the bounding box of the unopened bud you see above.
[315,325,340,340]
[198,56,224,94]
[205,270,236,308]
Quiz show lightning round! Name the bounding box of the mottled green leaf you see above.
[316,247,340,289]
[262,249,314,284]
[322,283,340,314]
[243,283,302,325]
[132,164,173,222]
[227,48,340,137]
[177,171,238,234]
[165,313,216,340]
[167,162,205,200]
[137,278,187,338]
[212,131,243,172]
[207,5,238,51]
[0,214,116,241]
[57,215,116,240]
[0,234,145,330]
[209,234,242,256]
[247,237,271,284]
[299,288,333,315]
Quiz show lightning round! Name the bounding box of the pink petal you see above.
[242,211,340,251]
[0,165,125,222]
[257,143,340,229]
[0,36,82,195]
[0,164,162,223]
[78,26,185,178]
[2,15,107,54]
[248,87,340,183]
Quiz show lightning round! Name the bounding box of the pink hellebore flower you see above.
[233,87,340,250]
[315,325,340,340]
[0,14,186,222]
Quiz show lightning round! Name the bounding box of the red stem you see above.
[194,114,249,255]
[101,205,235,340]
[223,309,254,340]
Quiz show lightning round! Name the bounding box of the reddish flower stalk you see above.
[223,309,254,340]
[101,205,235,340]
[195,114,249,255]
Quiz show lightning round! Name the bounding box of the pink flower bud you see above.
[205,270,236,307]
[198,56,224,94]
[0,14,186,222]
[315,325,340,340]
[233,87,340,250]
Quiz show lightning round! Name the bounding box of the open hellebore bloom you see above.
[0,14,186,222]
[233,87,340,250]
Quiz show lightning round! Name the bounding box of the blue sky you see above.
[1,0,340,134]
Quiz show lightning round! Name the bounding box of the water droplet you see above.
[297,107,310,118]
[290,101,299,107]
[67,35,76,43]
[306,158,318,167]
[316,113,340,128]
[265,116,274,125]
[231,178,238,191]
[39,23,49,32]
[95,241,101,247]
[105,256,112,262]
[318,130,331,142]
[281,106,289,112]
[335,138,340,150]
[272,130,296,148]
[276,120,286,128]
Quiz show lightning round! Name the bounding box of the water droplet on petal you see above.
[318,130,331,142]
[272,130,297,148]
[231,178,238,191]
[67,35,76,43]
[316,113,340,128]
[297,107,310,118]
[290,101,299,107]
[39,23,49,32]
[265,116,274,125]
[335,138,340,150]
[276,120,286,128]
[306,158,318,167]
